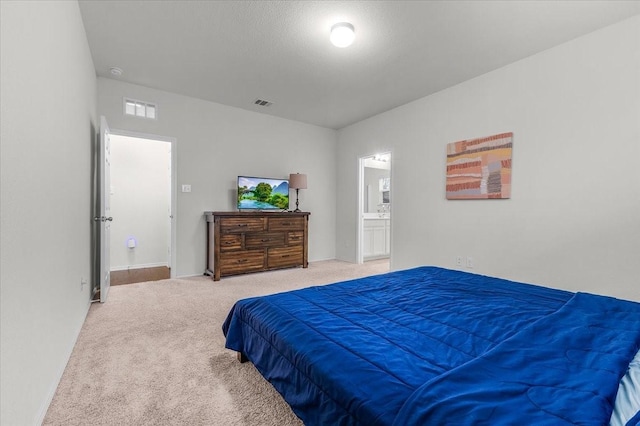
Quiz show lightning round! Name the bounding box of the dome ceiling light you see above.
[330,22,355,48]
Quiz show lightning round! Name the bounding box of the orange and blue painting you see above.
[446,132,513,199]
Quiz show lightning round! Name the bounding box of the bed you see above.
[222,266,640,425]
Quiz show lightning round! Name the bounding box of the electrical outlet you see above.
[80,277,88,291]
[456,256,463,267]
[181,184,192,193]
[466,257,474,268]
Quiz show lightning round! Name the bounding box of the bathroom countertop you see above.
[363,213,390,219]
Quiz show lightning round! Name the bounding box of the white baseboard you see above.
[35,299,91,425]
[176,273,207,278]
[110,262,169,272]
[309,256,339,263]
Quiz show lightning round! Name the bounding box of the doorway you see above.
[358,152,392,264]
[108,131,176,284]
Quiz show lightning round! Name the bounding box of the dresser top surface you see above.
[205,211,309,218]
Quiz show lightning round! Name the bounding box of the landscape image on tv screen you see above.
[237,176,289,210]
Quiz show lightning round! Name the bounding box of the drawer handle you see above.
[281,254,290,258]
[281,222,290,226]
[237,224,248,227]
[290,237,300,240]
[261,239,271,242]
[224,241,234,245]
[237,259,248,263]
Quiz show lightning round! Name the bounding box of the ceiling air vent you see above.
[254,99,273,107]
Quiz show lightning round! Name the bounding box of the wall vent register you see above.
[124,98,157,119]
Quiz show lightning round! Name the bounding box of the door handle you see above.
[94,216,113,222]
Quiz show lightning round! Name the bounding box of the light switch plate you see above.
[181,184,191,193]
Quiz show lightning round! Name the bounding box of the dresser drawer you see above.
[220,217,265,233]
[268,246,303,269]
[245,232,285,249]
[268,217,305,231]
[287,231,304,245]
[220,250,265,275]
[220,234,242,251]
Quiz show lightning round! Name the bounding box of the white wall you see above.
[110,135,171,270]
[97,78,337,277]
[0,1,97,424]
[337,16,640,302]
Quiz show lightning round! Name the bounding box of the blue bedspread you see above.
[222,266,640,425]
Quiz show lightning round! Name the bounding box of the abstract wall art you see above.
[446,132,513,199]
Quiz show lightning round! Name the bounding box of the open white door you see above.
[95,116,112,303]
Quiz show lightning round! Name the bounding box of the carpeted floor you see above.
[43,259,389,425]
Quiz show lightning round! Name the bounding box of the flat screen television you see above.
[237,176,289,210]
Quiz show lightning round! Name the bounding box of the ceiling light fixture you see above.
[330,22,355,48]
[109,67,123,76]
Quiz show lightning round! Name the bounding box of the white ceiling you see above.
[78,1,640,129]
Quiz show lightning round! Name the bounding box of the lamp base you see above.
[293,189,301,213]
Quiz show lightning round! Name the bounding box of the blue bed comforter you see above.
[222,266,640,425]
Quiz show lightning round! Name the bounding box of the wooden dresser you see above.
[204,211,309,281]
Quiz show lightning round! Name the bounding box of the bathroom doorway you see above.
[357,152,391,264]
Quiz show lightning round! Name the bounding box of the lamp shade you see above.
[289,173,307,189]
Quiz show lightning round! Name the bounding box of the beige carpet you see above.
[44,259,389,425]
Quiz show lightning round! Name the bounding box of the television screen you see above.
[237,176,289,210]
